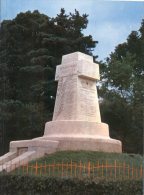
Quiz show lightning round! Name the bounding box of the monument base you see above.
[39,137,122,153]
[0,120,122,172]
[41,120,122,153]
[8,120,122,155]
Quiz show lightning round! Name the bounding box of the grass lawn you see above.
[30,150,142,166]
[12,151,142,180]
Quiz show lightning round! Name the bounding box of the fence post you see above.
[22,163,24,174]
[123,162,125,179]
[101,163,103,178]
[35,161,38,176]
[67,162,68,177]
[88,161,90,177]
[136,168,138,179]
[26,163,28,175]
[39,164,41,176]
[92,162,94,178]
[132,163,134,179]
[118,161,120,179]
[84,163,86,176]
[65,162,67,177]
[48,164,50,176]
[128,164,129,179]
[44,161,46,175]
[97,160,99,178]
[140,164,143,178]
[70,160,72,177]
[74,162,77,177]
[106,160,107,180]
[52,161,54,176]
[61,161,63,178]
[114,160,116,180]
[79,161,82,177]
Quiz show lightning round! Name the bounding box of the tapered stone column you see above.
[53,52,101,122]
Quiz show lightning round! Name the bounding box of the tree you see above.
[0,9,97,154]
[99,20,144,154]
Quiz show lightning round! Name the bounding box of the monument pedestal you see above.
[41,120,121,153]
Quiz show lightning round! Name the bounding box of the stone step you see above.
[0,151,17,165]
[0,150,36,172]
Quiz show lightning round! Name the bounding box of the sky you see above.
[0,0,144,61]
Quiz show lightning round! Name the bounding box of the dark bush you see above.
[0,175,142,195]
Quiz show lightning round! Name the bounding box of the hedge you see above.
[0,175,142,195]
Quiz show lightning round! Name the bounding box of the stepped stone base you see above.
[0,136,121,172]
[0,120,122,172]
[42,120,122,153]
[9,136,121,157]
[7,120,122,155]
[40,137,122,153]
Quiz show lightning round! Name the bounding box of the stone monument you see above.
[43,52,122,152]
[0,52,122,172]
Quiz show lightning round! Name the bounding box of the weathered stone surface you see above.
[0,151,36,172]
[53,52,101,122]
[0,152,17,165]
[44,121,109,138]
[10,139,59,154]
[61,52,93,64]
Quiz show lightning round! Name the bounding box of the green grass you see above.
[12,151,143,180]
[30,150,142,166]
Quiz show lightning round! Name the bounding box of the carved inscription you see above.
[53,76,77,120]
[63,76,77,120]
[78,78,101,122]
[79,88,96,116]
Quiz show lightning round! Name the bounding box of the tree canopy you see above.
[99,20,144,153]
[0,9,97,154]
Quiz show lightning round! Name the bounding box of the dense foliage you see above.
[0,9,96,154]
[99,20,144,154]
[0,175,142,195]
